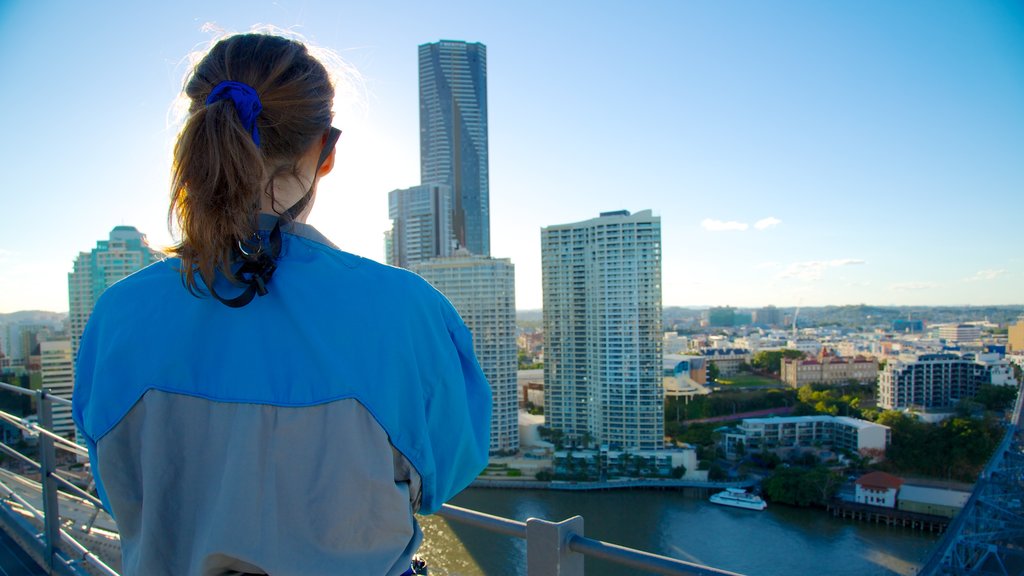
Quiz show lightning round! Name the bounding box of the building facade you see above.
[938,324,982,344]
[877,352,1016,410]
[854,471,903,508]
[69,226,162,356]
[722,415,890,460]
[412,255,518,454]
[387,184,454,268]
[1008,318,1024,354]
[780,348,878,388]
[39,340,75,438]
[419,40,489,256]
[542,210,663,451]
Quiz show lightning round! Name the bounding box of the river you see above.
[415,488,939,575]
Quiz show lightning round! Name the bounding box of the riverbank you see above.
[471,477,756,491]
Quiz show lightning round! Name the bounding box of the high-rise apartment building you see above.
[1008,317,1024,354]
[419,40,489,256]
[387,184,454,268]
[877,352,1016,410]
[69,226,162,356]
[542,210,663,451]
[39,340,74,438]
[412,255,518,454]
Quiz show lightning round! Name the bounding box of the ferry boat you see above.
[709,488,768,511]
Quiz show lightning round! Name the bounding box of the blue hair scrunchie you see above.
[206,81,263,147]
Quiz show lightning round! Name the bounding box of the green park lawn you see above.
[716,373,786,388]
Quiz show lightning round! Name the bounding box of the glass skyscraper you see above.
[419,40,490,257]
[542,210,664,451]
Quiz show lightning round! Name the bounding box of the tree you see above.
[707,361,720,383]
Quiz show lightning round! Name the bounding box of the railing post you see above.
[526,515,584,576]
[37,389,62,569]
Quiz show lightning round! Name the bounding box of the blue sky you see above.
[1,0,1021,312]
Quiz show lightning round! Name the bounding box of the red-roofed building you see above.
[855,471,904,508]
[781,348,878,388]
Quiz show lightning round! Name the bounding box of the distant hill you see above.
[0,311,67,325]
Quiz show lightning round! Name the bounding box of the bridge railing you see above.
[0,382,745,576]
[0,381,117,576]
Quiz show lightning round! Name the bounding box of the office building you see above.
[542,210,663,451]
[938,324,982,344]
[387,184,454,268]
[419,40,490,256]
[69,226,162,356]
[413,255,518,454]
[39,340,74,438]
[877,352,1016,410]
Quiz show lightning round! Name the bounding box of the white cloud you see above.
[889,281,939,291]
[754,261,780,270]
[754,217,782,230]
[777,259,865,281]
[701,218,748,232]
[963,269,1006,282]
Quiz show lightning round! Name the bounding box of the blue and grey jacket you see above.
[72,221,492,576]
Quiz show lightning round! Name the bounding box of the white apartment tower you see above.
[542,210,663,451]
[412,255,518,454]
[69,226,162,356]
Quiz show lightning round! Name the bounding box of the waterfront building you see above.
[412,255,517,454]
[877,352,1016,411]
[780,348,878,388]
[68,226,162,356]
[387,183,454,268]
[542,210,663,451]
[855,471,903,508]
[720,415,889,460]
[39,340,74,438]
[419,40,489,256]
[897,485,971,519]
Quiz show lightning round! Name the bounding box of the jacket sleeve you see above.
[417,297,492,514]
[71,310,115,515]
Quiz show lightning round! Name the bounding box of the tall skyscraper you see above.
[542,210,664,451]
[413,255,518,454]
[419,40,489,256]
[387,184,454,268]
[69,226,162,356]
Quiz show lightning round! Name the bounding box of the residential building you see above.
[542,210,663,451]
[855,471,903,508]
[419,40,489,256]
[706,307,736,327]
[39,340,74,438]
[412,255,518,454]
[387,184,454,268]
[68,226,162,356]
[721,415,889,460]
[518,369,543,408]
[877,352,1016,410]
[780,348,878,388]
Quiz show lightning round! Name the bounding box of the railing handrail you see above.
[0,381,73,406]
[437,503,745,576]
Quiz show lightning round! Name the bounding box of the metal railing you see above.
[0,381,117,576]
[0,382,747,575]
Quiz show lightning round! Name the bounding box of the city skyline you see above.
[1,1,1022,313]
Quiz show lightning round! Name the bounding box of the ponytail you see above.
[168,34,334,296]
